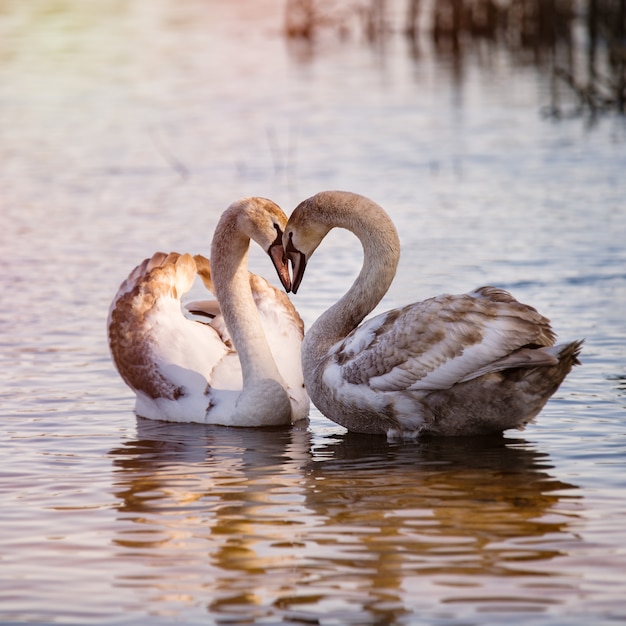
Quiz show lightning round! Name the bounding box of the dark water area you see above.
[1,1,625,624]
[286,0,626,117]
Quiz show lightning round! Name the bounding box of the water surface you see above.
[1,1,626,624]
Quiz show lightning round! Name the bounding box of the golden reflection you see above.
[109,421,581,623]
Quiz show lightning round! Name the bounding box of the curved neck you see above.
[210,212,282,385]
[303,192,400,368]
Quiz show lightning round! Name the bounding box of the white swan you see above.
[281,190,582,439]
[107,197,309,426]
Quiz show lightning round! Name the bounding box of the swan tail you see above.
[507,339,583,388]
[547,339,584,366]
[423,339,583,436]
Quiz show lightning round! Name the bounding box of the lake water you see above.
[1,1,626,624]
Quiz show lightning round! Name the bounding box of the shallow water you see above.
[1,1,626,624]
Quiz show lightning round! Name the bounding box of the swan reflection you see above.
[109,420,581,623]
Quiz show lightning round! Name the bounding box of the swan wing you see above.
[108,252,236,420]
[331,286,557,393]
[249,273,309,420]
[186,299,222,319]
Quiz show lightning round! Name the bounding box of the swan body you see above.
[282,190,582,439]
[108,198,309,426]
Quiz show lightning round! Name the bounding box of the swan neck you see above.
[210,219,281,384]
[304,194,400,365]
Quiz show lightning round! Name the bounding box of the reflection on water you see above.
[286,0,626,117]
[109,420,581,623]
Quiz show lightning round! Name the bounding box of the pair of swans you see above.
[108,191,581,437]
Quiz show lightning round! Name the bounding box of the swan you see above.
[280,190,582,439]
[107,197,309,426]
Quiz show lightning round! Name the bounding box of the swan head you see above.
[220,197,292,291]
[282,196,334,294]
[282,190,400,295]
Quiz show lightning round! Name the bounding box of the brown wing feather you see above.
[336,287,556,391]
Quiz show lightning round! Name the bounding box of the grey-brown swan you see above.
[107,197,309,426]
[280,190,582,439]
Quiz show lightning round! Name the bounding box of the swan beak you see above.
[269,241,292,292]
[285,235,307,295]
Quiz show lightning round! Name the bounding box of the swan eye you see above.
[269,223,284,252]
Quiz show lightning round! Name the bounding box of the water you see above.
[1,1,626,624]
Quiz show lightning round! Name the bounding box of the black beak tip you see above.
[269,242,292,293]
